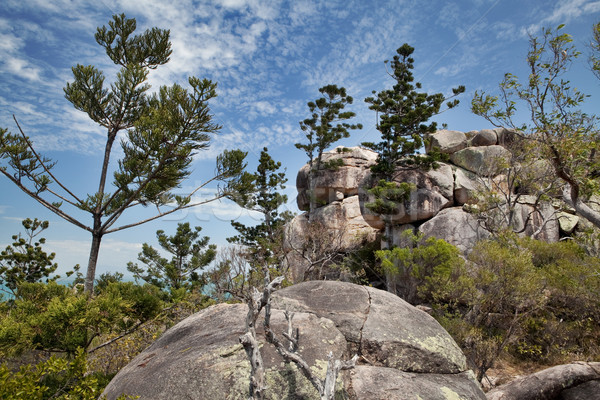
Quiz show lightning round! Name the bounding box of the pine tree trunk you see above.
[308,172,316,220]
[85,231,102,294]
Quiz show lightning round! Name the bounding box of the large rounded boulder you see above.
[102,281,485,400]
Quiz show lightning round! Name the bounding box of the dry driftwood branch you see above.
[263,288,358,400]
[486,362,600,400]
[239,275,285,400]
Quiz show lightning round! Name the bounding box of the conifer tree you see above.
[127,222,216,291]
[296,85,362,217]
[0,218,59,296]
[362,44,464,248]
[229,148,292,268]
[0,14,249,293]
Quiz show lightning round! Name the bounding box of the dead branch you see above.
[486,362,600,400]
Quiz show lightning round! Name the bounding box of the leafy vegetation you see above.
[0,218,60,297]
[296,85,362,217]
[472,24,600,230]
[421,234,600,382]
[1,12,600,398]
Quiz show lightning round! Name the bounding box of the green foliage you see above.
[424,234,600,381]
[361,44,463,248]
[296,85,362,171]
[365,179,415,216]
[0,218,59,296]
[336,239,382,286]
[0,281,164,357]
[0,14,248,293]
[229,148,292,267]
[375,231,464,304]
[296,85,361,215]
[0,348,137,400]
[591,21,600,80]
[127,222,216,292]
[362,44,464,179]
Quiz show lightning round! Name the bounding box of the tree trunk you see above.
[382,217,397,294]
[562,184,600,229]
[486,362,600,400]
[85,231,102,294]
[308,171,316,220]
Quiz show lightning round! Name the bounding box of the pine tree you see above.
[0,14,249,293]
[362,44,464,248]
[127,222,216,292]
[0,218,58,296]
[296,85,362,217]
[229,148,292,268]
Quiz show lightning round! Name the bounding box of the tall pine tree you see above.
[362,44,464,249]
[229,148,292,268]
[296,85,362,217]
[0,14,249,293]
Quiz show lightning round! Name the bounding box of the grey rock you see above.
[495,127,518,147]
[351,367,486,400]
[103,282,484,400]
[296,146,377,210]
[450,145,512,175]
[427,130,468,154]
[558,212,579,234]
[471,129,498,146]
[559,380,600,400]
[419,207,490,253]
[359,165,454,227]
[513,199,559,242]
[285,196,379,282]
[454,167,481,205]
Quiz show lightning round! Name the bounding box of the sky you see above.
[1,0,600,280]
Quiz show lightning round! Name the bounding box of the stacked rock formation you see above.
[289,128,574,271]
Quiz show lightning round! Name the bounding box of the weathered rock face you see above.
[450,145,512,176]
[296,147,377,211]
[359,163,455,227]
[471,129,498,147]
[284,197,379,282]
[102,281,486,400]
[419,207,490,254]
[427,129,468,154]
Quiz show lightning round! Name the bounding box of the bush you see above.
[0,348,137,399]
[423,234,600,381]
[375,230,465,303]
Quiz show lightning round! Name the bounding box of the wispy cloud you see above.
[523,0,600,35]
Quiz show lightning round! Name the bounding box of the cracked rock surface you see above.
[103,281,485,400]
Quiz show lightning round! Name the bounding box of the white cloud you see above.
[523,0,600,35]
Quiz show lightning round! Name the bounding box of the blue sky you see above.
[1,0,600,279]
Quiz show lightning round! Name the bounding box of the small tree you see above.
[295,85,362,217]
[472,24,600,229]
[229,147,293,269]
[127,222,216,292]
[0,218,59,296]
[0,14,248,293]
[362,44,464,248]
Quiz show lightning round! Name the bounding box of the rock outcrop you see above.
[287,128,568,277]
[102,281,486,400]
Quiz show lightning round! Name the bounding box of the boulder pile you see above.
[290,128,571,267]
